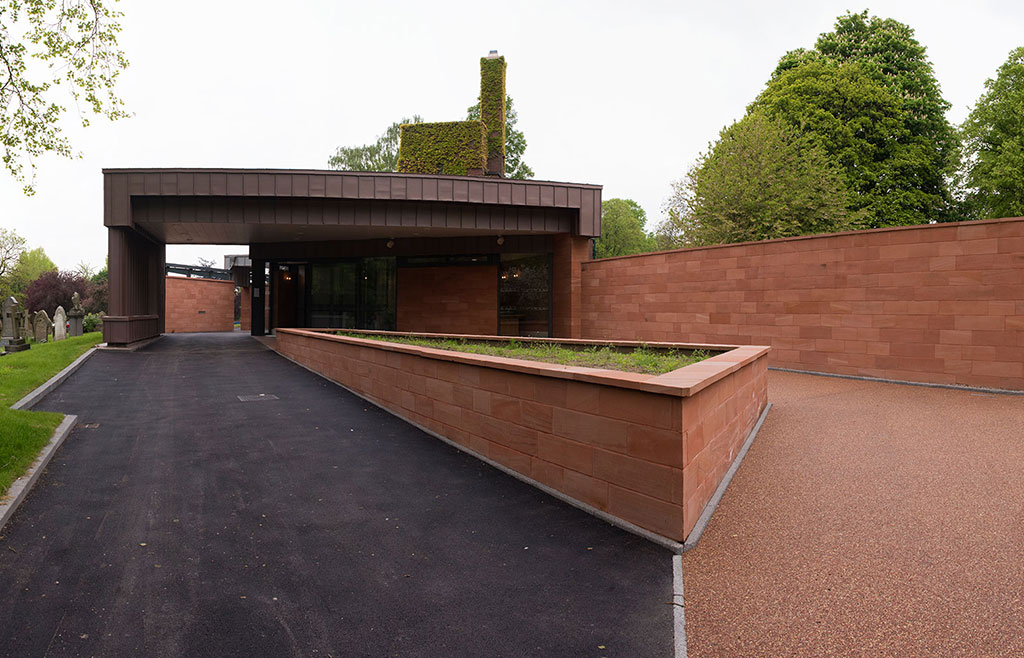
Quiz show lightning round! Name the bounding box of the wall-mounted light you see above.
[496,236,504,245]
[386,239,395,249]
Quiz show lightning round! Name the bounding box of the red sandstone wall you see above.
[581,217,1024,391]
[275,329,768,542]
[553,235,591,339]
[397,265,497,335]
[164,276,236,333]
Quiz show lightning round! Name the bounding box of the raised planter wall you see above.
[581,217,1024,391]
[275,329,769,542]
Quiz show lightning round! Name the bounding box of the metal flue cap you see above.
[487,50,499,59]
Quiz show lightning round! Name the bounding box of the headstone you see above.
[53,306,67,341]
[21,309,32,340]
[34,310,51,344]
[1,297,15,340]
[1,297,31,353]
[67,292,85,337]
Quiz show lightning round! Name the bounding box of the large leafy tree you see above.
[328,115,423,172]
[958,46,1024,219]
[759,11,954,226]
[595,199,655,258]
[5,246,56,303]
[753,60,944,228]
[657,112,853,248]
[1,0,130,194]
[466,96,533,179]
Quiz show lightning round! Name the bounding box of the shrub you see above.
[83,312,103,333]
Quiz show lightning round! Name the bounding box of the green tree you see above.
[758,11,954,226]
[327,116,423,172]
[1,0,130,194]
[0,227,26,280]
[657,112,853,248]
[466,96,533,179]
[958,46,1024,219]
[752,60,944,228]
[595,199,655,258]
[4,246,56,303]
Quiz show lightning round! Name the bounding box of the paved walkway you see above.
[0,333,673,657]
[683,371,1024,658]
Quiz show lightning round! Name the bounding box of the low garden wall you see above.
[275,329,769,543]
[581,217,1024,391]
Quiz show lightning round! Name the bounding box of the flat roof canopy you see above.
[103,168,603,244]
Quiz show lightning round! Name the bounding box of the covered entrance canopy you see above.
[102,168,601,347]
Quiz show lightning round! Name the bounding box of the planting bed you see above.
[275,329,769,544]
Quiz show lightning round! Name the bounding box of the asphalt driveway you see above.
[0,333,673,657]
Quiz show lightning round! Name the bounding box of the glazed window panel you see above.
[499,253,551,337]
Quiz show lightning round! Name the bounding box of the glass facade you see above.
[306,258,396,330]
[499,253,551,337]
[270,252,551,336]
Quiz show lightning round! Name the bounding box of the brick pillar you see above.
[552,234,591,338]
[239,286,251,331]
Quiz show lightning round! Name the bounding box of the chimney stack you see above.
[480,52,507,177]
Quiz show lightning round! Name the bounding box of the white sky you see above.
[2,0,1022,271]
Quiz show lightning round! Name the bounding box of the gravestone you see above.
[20,309,32,340]
[34,310,51,344]
[1,297,30,353]
[68,291,85,337]
[53,305,67,341]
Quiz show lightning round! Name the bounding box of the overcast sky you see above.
[2,0,1022,271]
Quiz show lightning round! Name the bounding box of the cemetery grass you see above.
[0,333,102,495]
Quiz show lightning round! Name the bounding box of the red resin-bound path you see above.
[683,370,1024,658]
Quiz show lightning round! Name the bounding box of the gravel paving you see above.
[682,370,1024,658]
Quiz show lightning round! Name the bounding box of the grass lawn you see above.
[340,333,711,375]
[0,333,102,496]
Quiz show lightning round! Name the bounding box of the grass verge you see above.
[339,333,711,375]
[1,333,101,495]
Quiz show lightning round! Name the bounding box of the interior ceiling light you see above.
[496,236,504,245]
[386,239,395,249]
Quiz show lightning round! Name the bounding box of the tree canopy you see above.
[0,227,26,280]
[0,237,57,305]
[328,115,423,172]
[1,0,130,194]
[958,46,1024,219]
[753,11,953,227]
[657,112,853,247]
[466,96,533,179]
[595,199,655,258]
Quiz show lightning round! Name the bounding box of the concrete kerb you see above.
[673,554,688,658]
[94,335,164,353]
[769,366,1024,396]
[0,415,78,534]
[10,347,99,411]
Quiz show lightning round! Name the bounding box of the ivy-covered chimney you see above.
[480,51,506,177]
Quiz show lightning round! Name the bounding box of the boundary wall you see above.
[581,217,1024,391]
[165,276,236,333]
